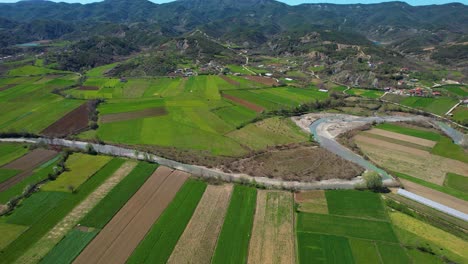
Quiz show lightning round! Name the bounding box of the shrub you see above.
[363,171,383,191]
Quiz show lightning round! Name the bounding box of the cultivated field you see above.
[248,191,295,264]
[0,149,57,192]
[41,102,92,137]
[168,184,233,264]
[212,185,257,264]
[74,166,188,264]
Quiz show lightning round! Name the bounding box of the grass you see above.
[39,229,98,264]
[127,179,206,264]
[346,88,384,99]
[0,156,123,264]
[8,65,66,76]
[389,211,468,260]
[227,117,308,151]
[212,185,257,264]
[41,154,112,192]
[5,192,70,226]
[0,155,61,204]
[452,106,468,124]
[443,172,468,194]
[394,171,467,201]
[431,137,468,163]
[376,242,410,264]
[325,190,387,220]
[399,96,458,116]
[375,123,441,141]
[349,238,382,264]
[0,222,28,250]
[0,143,28,167]
[212,105,257,128]
[0,169,20,184]
[79,162,158,229]
[296,213,398,243]
[296,232,355,264]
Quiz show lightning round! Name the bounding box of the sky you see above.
[0,0,466,5]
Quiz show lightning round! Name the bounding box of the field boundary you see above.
[0,137,369,191]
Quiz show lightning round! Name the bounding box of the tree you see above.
[363,171,383,191]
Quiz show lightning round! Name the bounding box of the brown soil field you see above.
[226,145,364,182]
[401,179,468,214]
[220,75,240,86]
[41,102,91,137]
[74,167,189,264]
[366,128,437,148]
[248,191,295,264]
[355,136,468,185]
[294,190,328,214]
[16,161,136,264]
[100,107,167,124]
[0,84,16,92]
[222,93,265,113]
[244,76,278,86]
[168,184,233,264]
[0,149,57,192]
[78,86,99,91]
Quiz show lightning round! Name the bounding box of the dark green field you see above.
[212,185,257,264]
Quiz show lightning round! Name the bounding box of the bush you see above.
[363,171,383,191]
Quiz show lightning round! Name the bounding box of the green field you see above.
[85,63,118,77]
[349,238,382,264]
[79,162,158,228]
[0,155,62,204]
[346,88,384,99]
[0,143,28,167]
[0,156,121,264]
[0,169,20,184]
[377,242,410,264]
[0,76,83,133]
[6,192,69,226]
[8,65,67,76]
[127,179,206,264]
[375,123,441,141]
[39,229,98,264]
[213,105,257,128]
[297,232,355,264]
[227,117,308,151]
[297,213,398,243]
[399,96,458,116]
[212,185,257,264]
[452,107,468,124]
[431,137,468,163]
[325,190,387,220]
[444,173,468,194]
[394,171,467,201]
[0,222,28,250]
[42,154,112,192]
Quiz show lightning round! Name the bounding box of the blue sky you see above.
[0,0,466,5]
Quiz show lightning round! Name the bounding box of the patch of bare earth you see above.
[168,184,233,264]
[355,136,468,185]
[41,102,92,137]
[100,107,167,124]
[225,144,364,182]
[0,149,57,192]
[401,179,468,214]
[294,190,328,214]
[248,191,295,264]
[74,167,189,264]
[366,128,437,148]
[0,84,16,92]
[222,93,265,113]
[220,75,240,86]
[15,161,137,264]
[244,76,278,86]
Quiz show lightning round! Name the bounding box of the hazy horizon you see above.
[0,0,466,6]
